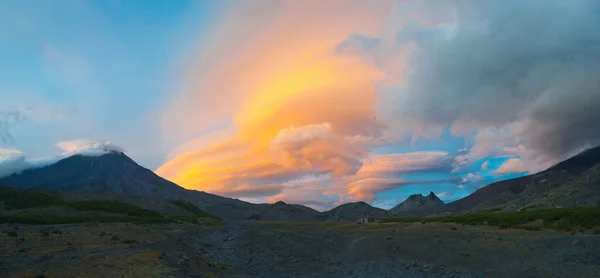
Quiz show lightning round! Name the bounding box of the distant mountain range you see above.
[1,145,599,221]
[389,192,446,217]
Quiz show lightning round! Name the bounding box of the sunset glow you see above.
[3,0,599,210]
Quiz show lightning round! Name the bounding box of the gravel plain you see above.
[2,221,600,278]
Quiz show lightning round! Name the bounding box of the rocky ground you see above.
[1,221,600,277]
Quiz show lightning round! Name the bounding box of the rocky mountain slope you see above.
[389,192,447,216]
[0,152,323,221]
[0,152,185,198]
[449,145,600,212]
[244,201,326,221]
[324,201,389,221]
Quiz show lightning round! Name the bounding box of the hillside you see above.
[389,192,447,216]
[243,201,326,221]
[0,152,186,198]
[0,152,323,221]
[0,185,219,224]
[3,145,599,222]
[449,145,600,212]
[324,201,388,221]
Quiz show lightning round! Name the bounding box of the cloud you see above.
[264,174,342,210]
[358,151,452,175]
[56,139,125,156]
[266,194,330,207]
[0,148,58,178]
[157,1,397,204]
[437,192,451,197]
[342,0,600,169]
[480,161,489,171]
[158,0,600,207]
[0,109,27,144]
[493,158,528,175]
[209,183,283,198]
[0,139,134,178]
[346,177,410,201]
[0,148,28,178]
[461,173,483,183]
[451,127,526,173]
[345,176,460,202]
[270,123,332,148]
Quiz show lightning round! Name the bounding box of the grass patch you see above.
[165,215,220,225]
[382,207,600,232]
[0,186,218,225]
[168,200,219,219]
[66,201,163,218]
[0,215,170,225]
[122,239,138,244]
[0,185,64,209]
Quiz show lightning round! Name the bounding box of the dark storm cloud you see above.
[374,0,600,160]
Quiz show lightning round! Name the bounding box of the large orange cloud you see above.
[156,1,453,207]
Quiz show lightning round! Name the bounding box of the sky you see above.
[1,0,600,211]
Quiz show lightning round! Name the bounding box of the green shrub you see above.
[381,207,600,232]
[0,185,64,209]
[553,218,574,231]
[168,200,219,219]
[0,215,170,225]
[67,201,163,218]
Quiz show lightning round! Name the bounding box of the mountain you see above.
[0,152,186,198]
[0,151,319,221]
[4,145,599,222]
[324,201,388,221]
[243,201,325,221]
[449,145,600,212]
[389,192,447,216]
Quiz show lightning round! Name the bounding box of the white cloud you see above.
[437,192,451,197]
[493,158,528,175]
[0,140,126,178]
[461,172,483,183]
[480,160,489,171]
[0,148,28,178]
[359,151,452,174]
[56,139,125,156]
[269,123,332,148]
[0,148,58,178]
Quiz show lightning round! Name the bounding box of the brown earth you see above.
[1,221,600,278]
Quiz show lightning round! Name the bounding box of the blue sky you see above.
[1,0,225,166]
[1,0,599,210]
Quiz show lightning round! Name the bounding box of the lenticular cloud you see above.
[56,139,125,156]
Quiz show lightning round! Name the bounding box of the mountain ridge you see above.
[389,191,447,216]
[2,145,599,221]
[448,145,600,212]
